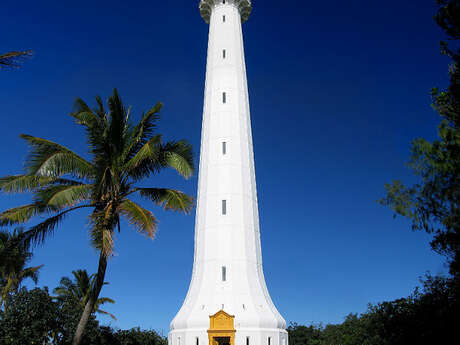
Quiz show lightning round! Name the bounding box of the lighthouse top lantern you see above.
[199,0,252,24]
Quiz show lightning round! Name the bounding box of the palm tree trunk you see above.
[72,252,107,345]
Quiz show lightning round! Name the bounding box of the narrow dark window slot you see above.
[223,92,227,104]
[222,142,227,155]
[222,200,227,215]
[223,49,226,59]
[222,266,227,281]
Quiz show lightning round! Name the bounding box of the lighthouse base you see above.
[169,328,288,345]
[169,310,288,345]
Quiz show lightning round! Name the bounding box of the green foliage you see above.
[56,295,101,345]
[113,327,167,345]
[54,269,116,320]
[287,275,459,345]
[0,229,43,308]
[287,323,323,345]
[362,275,459,345]
[0,287,60,345]
[379,0,460,277]
[0,287,166,345]
[0,286,101,345]
[436,0,460,47]
[322,313,376,345]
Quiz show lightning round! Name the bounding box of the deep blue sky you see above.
[1,0,450,335]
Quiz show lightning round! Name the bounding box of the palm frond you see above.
[96,308,117,321]
[20,134,95,179]
[22,204,92,247]
[123,135,162,179]
[118,199,157,238]
[124,135,195,180]
[0,50,32,69]
[19,264,43,285]
[73,269,91,288]
[0,203,58,226]
[0,175,79,194]
[73,98,92,114]
[71,98,106,153]
[136,188,194,214]
[95,297,115,306]
[72,98,105,129]
[53,276,74,297]
[95,296,117,319]
[122,102,162,162]
[0,228,31,268]
[126,139,194,180]
[94,96,106,119]
[53,270,93,305]
[35,184,92,209]
[107,89,127,154]
[160,140,194,179]
[71,110,103,133]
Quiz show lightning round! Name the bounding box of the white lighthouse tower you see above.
[169,2,288,345]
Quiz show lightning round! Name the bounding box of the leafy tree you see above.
[0,285,168,345]
[0,88,194,345]
[0,229,43,308]
[0,286,104,345]
[323,313,377,345]
[0,287,60,345]
[287,275,459,345]
[56,295,101,345]
[0,50,32,69]
[114,327,167,345]
[54,269,116,320]
[362,275,459,345]
[287,322,323,345]
[379,0,460,277]
[94,326,119,345]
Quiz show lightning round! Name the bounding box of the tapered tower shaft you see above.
[169,2,287,345]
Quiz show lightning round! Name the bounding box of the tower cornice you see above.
[199,0,252,24]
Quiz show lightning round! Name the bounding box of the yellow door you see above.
[208,310,236,345]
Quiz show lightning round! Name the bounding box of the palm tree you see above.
[0,50,32,69]
[0,89,194,345]
[54,269,116,320]
[0,229,43,308]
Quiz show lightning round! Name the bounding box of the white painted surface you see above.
[169,2,287,344]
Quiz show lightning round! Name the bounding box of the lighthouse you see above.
[169,2,288,345]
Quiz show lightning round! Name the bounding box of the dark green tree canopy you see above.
[0,287,60,345]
